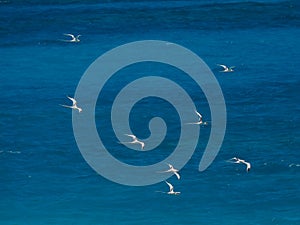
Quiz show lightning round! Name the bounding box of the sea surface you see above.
[0,0,299,224]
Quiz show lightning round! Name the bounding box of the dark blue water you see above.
[1,0,299,224]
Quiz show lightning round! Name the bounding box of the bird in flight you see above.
[60,96,82,113]
[230,157,251,172]
[217,64,235,72]
[158,163,181,179]
[62,33,81,42]
[186,110,208,125]
[121,134,145,150]
[165,181,180,195]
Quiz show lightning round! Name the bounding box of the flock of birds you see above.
[60,34,249,195]
[60,97,251,195]
[156,157,251,195]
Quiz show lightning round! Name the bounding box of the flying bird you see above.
[186,110,208,125]
[60,96,82,113]
[158,163,180,179]
[230,157,251,172]
[217,64,235,72]
[165,181,180,195]
[121,134,145,150]
[62,33,81,42]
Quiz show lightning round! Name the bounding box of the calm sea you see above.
[0,0,299,224]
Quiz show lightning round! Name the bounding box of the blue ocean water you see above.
[0,0,299,224]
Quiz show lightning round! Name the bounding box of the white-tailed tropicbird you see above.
[60,96,82,113]
[158,163,180,179]
[217,64,235,72]
[63,33,81,42]
[230,157,251,172]
[165,181,180,195]
[186,110,208,125]
[121,134,145,150]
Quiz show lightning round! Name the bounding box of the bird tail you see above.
[156,171,167,173]
[185,122,199,125]
[60,104,72,108]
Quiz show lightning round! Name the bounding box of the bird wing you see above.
[165,181,174,192]
[64,33,75,39]
[125,134,137,140]
[218,64,227,69]
[244,161,251,169]
[140,141,145,149]
[194,110,202,119]
[239,159,246,164]
[174,171,180,180]
[167,163,174,169]
[67,96,77,105]
[230,157,239,161]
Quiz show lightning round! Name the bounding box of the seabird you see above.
[63,33,81,42]
[60,96,82,113]
[230,157,251,172]
[158,163,181,179]
[165,181,180,195]
[121,134,145,150]
[186,110,208,125]
[217,64,235,72]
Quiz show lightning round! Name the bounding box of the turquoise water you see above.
[0,0,299,224]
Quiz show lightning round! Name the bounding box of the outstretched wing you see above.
[217,64,227,70]
[244,162,251,172]
[167,163,174,169]
[194,110,202,120]
[125,134,137,140]
[174,171,180,180]
[165,181,174,192]
[67,96,77,105]
[64,33,75,39]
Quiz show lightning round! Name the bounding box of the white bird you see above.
[186,110,208,125]
[158,163,180,179]
[165,181,180,195]
[230,157,251,172]
[289,163,300,168]
[218,64,235,72]
[60,96,82,113]
[63,33,81,42]
[121,134,145,150]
